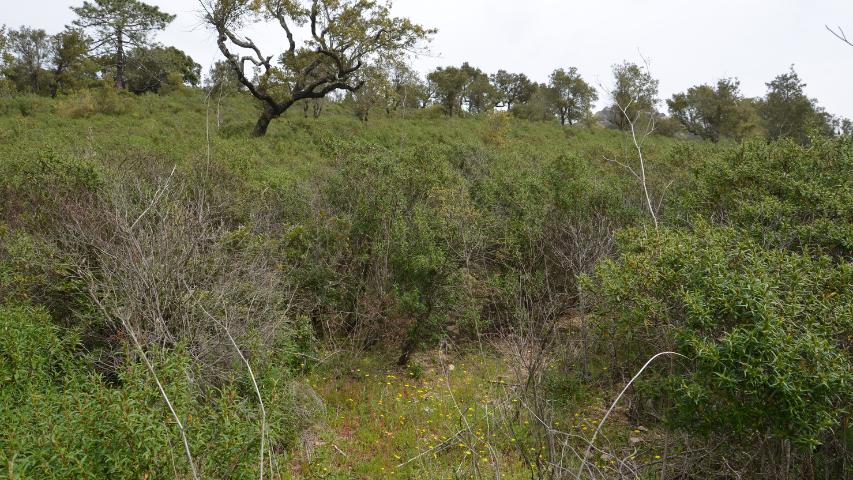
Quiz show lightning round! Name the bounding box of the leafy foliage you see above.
[490,69,534,110]
[428,64,474,117]
[672,136,853,258]
[586,225,851,448]
[0,88,848,478]
[608,61,659,130]
[204,0,435,136]
[124,46,201,94]
[585,135,852,475]
[759,67,835,144]
[0,303,315,479]
[72,0,175,89]
[667,78,757,141]
[548,67,598,126]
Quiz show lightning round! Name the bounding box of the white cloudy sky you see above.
[5,0,853,117]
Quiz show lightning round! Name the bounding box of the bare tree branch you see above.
[826,25,853,47]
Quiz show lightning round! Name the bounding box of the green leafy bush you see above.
[0,303,316,479]
[0,95,54,116]
[0,148,103,229]
[0,225,88,323]
[57,87,130,118]
[585,223,851,450]
[672,136,853,258]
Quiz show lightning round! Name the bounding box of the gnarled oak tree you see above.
[202,0,434,137]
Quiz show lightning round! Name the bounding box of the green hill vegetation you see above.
[1,90,850,479]
[2,0,852,478]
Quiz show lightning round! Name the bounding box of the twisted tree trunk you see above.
[252,107,278,137]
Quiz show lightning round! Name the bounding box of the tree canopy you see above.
[71,0,175,89]
[548,67,598,125]
[202,0,434,137]
[608,61,659,130]
[50,28,95,96]
[428,65,469,116]
[124,46,201,94]
[384,59,427,111]
[428,62,498,116]
[460,63,495,113]
[0,26,95,96]
[2,27,52,94]
[667,78,753,141]
[491,70,534,110]
[759,67,833,143]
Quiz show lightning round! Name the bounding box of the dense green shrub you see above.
[585,223,851,453]
[672,136,853,258]
[0,94,54,116]
[0,225,88,323]
[288,140,486,359]
[0,303,316,479]
[57,87,130,118]
[0,148,103,230]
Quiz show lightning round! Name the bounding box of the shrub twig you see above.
[576,351,686,479]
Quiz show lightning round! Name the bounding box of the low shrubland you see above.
[0,92,849,479]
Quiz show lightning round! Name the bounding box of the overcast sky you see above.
[4,0,853,117]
